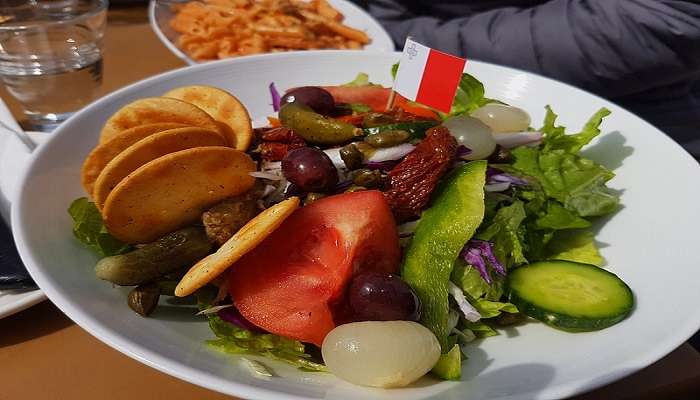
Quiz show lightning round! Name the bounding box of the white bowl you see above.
[149,0,395,65]
[13,51,700,400]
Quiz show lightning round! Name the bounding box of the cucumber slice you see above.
[506,260,634,331]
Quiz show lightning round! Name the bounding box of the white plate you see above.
[12,51,700,400]
[0,289,44,319]
[149,0,395,65]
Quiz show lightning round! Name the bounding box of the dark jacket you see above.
[359,0,700,156]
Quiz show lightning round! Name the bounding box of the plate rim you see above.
[12,50,700,400]
[147,0,396,66]
[0,289,45,319]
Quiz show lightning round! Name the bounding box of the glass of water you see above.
[0,0,107,131]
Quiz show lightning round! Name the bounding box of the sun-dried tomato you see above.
[384,126,457,222]
[258,127,307,161]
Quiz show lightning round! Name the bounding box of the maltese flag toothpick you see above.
[389,38,467,113]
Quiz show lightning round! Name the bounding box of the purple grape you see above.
[281,87,335,115]
[348,273,421,322]
[282,147,338,193]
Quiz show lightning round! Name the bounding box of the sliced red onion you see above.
[456,145,472,158]
[368,143,415,163]
[324,143,415,171]
[218,306,267,333]
[249,171,283,181]
[448,281,481,322]
[493,131,542,149]
[366,159,399,171]
[335,179,353,192]
[490,173,528,186]
[398,220,419,237]
[485,182,511,192]
[269,82,281,112]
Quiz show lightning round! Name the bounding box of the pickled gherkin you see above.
[279,102,363,145]
[95,227,213,286]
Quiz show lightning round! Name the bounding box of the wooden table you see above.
[2,5,700,400]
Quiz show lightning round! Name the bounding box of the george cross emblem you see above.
[407,43,418,60]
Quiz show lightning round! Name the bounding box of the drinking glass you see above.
[0,0,108,131]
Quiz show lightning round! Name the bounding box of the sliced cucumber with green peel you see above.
[506,260,634,331]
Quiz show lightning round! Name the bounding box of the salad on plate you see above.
[69,65,633,388]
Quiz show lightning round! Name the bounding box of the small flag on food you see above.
[392,38,467,113]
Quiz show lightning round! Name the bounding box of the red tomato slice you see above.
[322,86,440,120]
[229,191,400,346]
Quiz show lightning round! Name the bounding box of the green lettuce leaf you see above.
[535,201,591,230]
[542,106,612,153]
[68,197,130,257]
[476,200,528,268]
[546,229,605,266]
[342,72,378,87]
[462,321,499,338]
[207,315,326,372]
[451,260,503,301]
[473,299,519,319]
[512,146,618,217]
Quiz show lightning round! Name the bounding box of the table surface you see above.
[2,5,700,400]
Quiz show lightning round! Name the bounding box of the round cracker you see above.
[102,147,256,244]
[81,123,190,196]
[175,197,300,297]
[163,86,253,151]
[100,97,222,143]
[93,127,227,210]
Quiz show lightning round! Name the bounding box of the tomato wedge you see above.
[322,86,441,120]
[229,191,400,346]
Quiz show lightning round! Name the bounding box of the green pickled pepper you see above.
[401,161,487,351]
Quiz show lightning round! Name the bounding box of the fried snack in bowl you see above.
[93,127,227,210]
[163,86,253,151]
[99,98,222,143]
[81,123,191,196]
[169,0,370,62]
[102,147,256,244]
[175,196,300,297]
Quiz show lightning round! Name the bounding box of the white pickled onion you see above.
[494,131,543,149]
[324,147,345,170]
[249,171,283,180]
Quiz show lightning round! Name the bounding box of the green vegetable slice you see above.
[402,161,486,350]
[506,260,634,331]
[363,121,438,139]
[431,344,462,381]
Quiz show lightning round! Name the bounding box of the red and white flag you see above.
[392,38,467,113]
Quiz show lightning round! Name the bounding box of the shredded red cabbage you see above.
[269,82,281,112]
[366,160,400,171]
[218,306,267,333]
[485,167,528,190]
[460,239,506,284]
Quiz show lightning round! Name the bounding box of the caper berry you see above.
[128,283,160,317]
[364,130,410,148]
[339,143,364,170]
[345,185,367,193]
[305,192,327,204]
[352,169,382,189]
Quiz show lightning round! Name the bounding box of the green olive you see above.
[364,130,410,148]
[279,102,363,145]
[352,169,382,189]
[339,143,364,170]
